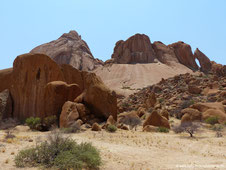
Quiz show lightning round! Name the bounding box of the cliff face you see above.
[30,30,103,71]
[111,34,157,64]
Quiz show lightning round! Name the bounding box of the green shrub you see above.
[157,127,169,133]
[43,115,57,130]
[158,98,165,103]
[106,125,117,133]
[14,132,102,169]
[205,116,219,125]
[211,124,224,131]
[25,117,41,130]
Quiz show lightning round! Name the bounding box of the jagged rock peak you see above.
[30,30,103,71]
[111,33,157,64]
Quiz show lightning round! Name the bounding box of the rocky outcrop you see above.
[0,53,117,123]
[31,30,103,71]
[60,101,80,128]
[0,68,12,93]
[194,48,212,73]
[44,81,81,118]
[0,89,13,120]
[143,110,170,129]
[152,41,179,65]
[169,41,198,70]
[111,34,157,64]
[83,84,117,121]
[10,53,65,120]
[211,61,226,77]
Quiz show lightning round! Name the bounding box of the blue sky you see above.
[1,0,226,69]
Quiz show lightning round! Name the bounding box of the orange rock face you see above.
[0,53,117,122]
[111,34,157,64]
[143,110,170,129]
[10,53,65,120]
[194,48,212,73]
[169,41,198,70]
[44,81,81,118]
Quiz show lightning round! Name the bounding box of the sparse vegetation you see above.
[43,115,57,130]
[158,98,165,104]
[157,127,169,133]
[14,131,102,169]
[25,117,41,130]
[181,100,195,109]
[173,122,200,137]
[4,130,15,140]
[106,124,117,132]
[205,116,219,125]
[118,116,141,130]
[61,122,81,133]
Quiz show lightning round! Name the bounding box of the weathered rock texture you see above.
[168,41,199,70]
[152,41,179,65]
[0,89,13,120]
[0,53,117,122]
[44,81,81,118]
[31,30,103,71]
[111,34,157,64]
[194,48,212,73]
[10,53,65,120]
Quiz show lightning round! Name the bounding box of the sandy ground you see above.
[94,63,192,96]
[0,123,225,170]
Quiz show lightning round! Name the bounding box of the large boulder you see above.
[191,102,225,113]
[194,48,212,73]
[152,41,179,65]
[169,41,198,70]
[10,53,65,120]
[202,109,226,124]
[145,92,157,108]
[84,84,117,120]
[60,101,80,128]
[44,81,81,118]
[111,34,157,64]
[211,61,226,77]
[181,108,202,124]
[0,89,13,120]
[30,30,103,71]
[143,110,170,129]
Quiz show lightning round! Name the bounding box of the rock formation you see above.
[168,41,199,70]
[111,34,157,64]
[152,41,179,65]
[30,30,103,71]
[194,48,212,73]
[0,53,117,123]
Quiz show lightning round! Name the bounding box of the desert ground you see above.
[94,63,192,96]
[0,119,225,170]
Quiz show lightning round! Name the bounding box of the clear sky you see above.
[1,0,226,69]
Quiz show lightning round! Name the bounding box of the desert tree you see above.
[173,121,201,137]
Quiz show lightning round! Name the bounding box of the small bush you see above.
[157,127,169,133]
[14,132,102,169]
[25,117,41,130]
[106,125,117,133]
[118,115,141,130]
[173,122,200,137]
[181,100,194,109]
[211,124,224,131]
[205,116,219,125]
[158,98,165,104]
[43,115,57,130]
[61,122,81,134]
